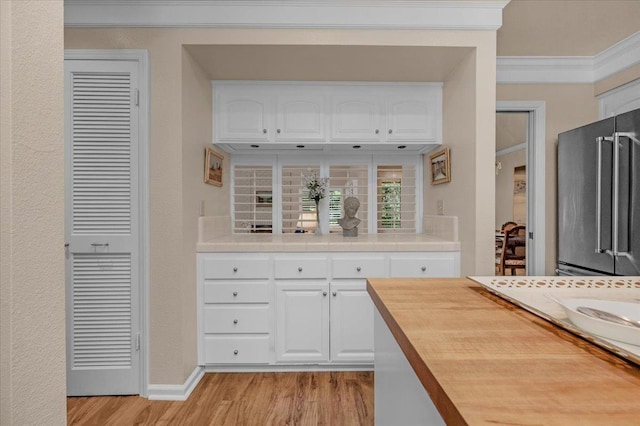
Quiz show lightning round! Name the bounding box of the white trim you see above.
[64,49,150,397]
[496,101,546,276]
[497,31,640,84]
[204,364,373,373]
[598,79,640,119]
[147,366,205,401]
[496,142,526,157]
[64,0,507,30]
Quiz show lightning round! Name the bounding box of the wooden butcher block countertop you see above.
[366,278,640,426]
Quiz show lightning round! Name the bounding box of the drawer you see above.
[204,282,269,304]
[274,257,328,279]
[204,335,270,364]
[204,305,269,333]
[203,257,270,279]
[332,257,385,279]
[389,255,456,278]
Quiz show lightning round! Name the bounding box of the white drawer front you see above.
[274,257,328,279]
[204,282,269,304]
[389,256,456,277]
[203,257,270,279]
[204,306,269,333]
[204,335,270,364]
[332,257,386,279]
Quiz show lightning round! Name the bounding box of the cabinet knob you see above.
[277,129,281,134]
[233,319,238,324]
[233,267,238,272]
[356,266,362,272]
[298,266,303,272]
[388,129,393,134]
[233,291,238,297]
[333,292,337,297]
[323,291,327,297]
[263,128,267,134]
[233,349,239,355]
[421,266,427,272]
[375,129,379,134]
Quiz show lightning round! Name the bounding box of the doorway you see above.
[496,101,546,276]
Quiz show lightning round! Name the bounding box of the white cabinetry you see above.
[198,250,459,369]
[214,82,442,147]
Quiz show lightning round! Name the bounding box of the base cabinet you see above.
[198,251,459,368]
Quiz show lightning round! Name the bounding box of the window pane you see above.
[377,164,416,233]
[329,165,368,234]
[282,166,320,234]
[233,166,273,233]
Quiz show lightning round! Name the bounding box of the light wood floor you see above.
[67,372,374,425]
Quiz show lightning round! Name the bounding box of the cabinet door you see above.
[385,87,440,143]
[275,90,325,141]
[276,282,329,362]
[330,282,374,363]
[216,85,270,141]
[331,94,381,142]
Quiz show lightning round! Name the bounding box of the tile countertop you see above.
[196,233,460,253]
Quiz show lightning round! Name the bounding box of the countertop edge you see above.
[366,278,466,425]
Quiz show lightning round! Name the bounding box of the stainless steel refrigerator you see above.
[557,108,640,276]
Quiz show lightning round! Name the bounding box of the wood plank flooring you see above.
[67,372,374,425]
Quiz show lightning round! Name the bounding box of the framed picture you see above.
[255,191,273,207]
[429,147,451,185]
[205,148,223,187]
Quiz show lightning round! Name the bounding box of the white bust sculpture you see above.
[338,196,361,237]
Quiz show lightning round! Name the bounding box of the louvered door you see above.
[65,59,140,396]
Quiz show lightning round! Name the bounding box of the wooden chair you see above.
[497,225,527,275]
[495,221,518,274]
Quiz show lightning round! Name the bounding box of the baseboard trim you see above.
[147,366,204,401]
[204,364,374,373]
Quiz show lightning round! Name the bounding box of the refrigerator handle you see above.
[595,136,610,253]
[612,132,639,256]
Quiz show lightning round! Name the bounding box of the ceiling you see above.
[498,0,640,56]
[496,112,528,152]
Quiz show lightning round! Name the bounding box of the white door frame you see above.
[64,49,149,396]
[496,101,546,276]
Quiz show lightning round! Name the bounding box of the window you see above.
[233,165,273,233]
[281,165,319,234]
[377,165,416,233]
[329,165,369,233]
[231,156,420,234]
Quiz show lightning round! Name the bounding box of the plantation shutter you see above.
[329,165,369,233]
[281,166,320,233]
[233,165,273,233]
[65,59,140,396]
[376,164,417,233]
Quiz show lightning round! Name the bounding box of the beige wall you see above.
[65,27,497,384]
[497,84,599,275]
[1,1,67,424]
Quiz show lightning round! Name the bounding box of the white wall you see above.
[1,0,67,424]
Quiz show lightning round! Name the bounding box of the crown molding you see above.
[64,0,508,30]
[497,31,640,84]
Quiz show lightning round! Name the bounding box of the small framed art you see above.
[429,147,451,185]
[205,148,223,187]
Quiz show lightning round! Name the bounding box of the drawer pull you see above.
[333,292,337,297]
[298,266,303,272]
[356,266,362,272]
[233,267,238,272]
[421,266,427,272]
[233,319,238,324]
[233,349,239,355]
[233,291,238,297]
[323,291,327,297]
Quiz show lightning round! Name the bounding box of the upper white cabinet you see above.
[213,82,442,148]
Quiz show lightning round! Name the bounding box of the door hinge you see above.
[529,232,534,240]
[134,89,139,107]
[135,333,140,351]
